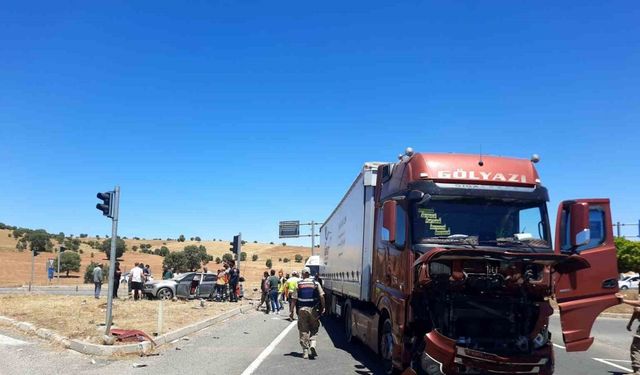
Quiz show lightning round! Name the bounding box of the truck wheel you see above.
[621,285,629,290]
[344,303,353,343]
[157,287,174,300]
[380,317,395,375]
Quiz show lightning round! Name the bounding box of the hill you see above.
[0,229,312,289]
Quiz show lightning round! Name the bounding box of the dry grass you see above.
[0,229,312,288]
[0,294,246,343]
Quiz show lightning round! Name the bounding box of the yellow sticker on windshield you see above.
[419,208,450,236]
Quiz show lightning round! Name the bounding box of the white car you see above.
[619,275,640,290]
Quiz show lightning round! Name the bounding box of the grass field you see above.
[0,294,246,343]
[0,229,312,289]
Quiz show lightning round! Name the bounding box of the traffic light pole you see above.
[104,186,120,337]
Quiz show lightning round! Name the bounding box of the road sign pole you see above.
[617,221,622,238]
[310,221,316,256]
[105,186,120,336]
[57,248,61,283]
[29,247,35,292]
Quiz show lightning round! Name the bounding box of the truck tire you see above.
[380,317,395,375]
[344,302,353,343]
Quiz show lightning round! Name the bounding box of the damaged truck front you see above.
[320,150,619,375]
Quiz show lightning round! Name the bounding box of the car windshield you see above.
[412,197,551,251]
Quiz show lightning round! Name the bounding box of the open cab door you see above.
[555,199,619,352]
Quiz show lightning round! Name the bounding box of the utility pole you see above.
[617,221,622,238]
[310,221,316,256]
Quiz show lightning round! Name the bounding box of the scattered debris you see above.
[141,353,160,357]
[111,329,156,345]
[212,336,219,339]
[90,359,97,365]
[132,363,147,368]
[170,339,179,344]
[175,347,181,351]
[243,331,249,334]
[182,336,190,341]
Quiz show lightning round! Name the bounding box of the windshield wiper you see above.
[421,234,478,249]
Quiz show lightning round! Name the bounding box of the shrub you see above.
[178,235,185,242]
[84,262,109,283]
[159,246,170,257]
[266,259,272,268]
[281,242,287,246]
[215,257,221,264]
[283,258,290,263]
[253,240,257,243]
[294,254,303,263]
[222,253,234,263]
[252,254,258,261]
[240,252,247,261]
[195,236,201,242]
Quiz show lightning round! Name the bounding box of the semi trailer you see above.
[319,149,619,374]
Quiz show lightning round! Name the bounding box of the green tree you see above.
[252,254,258,261]
[178,234,186,242]
[22,229,53,253]
[283,257,290,263]
[132,245,138,252]
[616,237,640,272]
[215,257,222,264]
[222,253,234,263]
[183,245,213,271]
[59,251,81,276]
[281,242,287,246]
[163,252,189,272]
[101,237,127,259]
[266,259,272,268]
[195,236,201,242]
[159,246,170,257]
[294,254,303,263]
[240,252,247,261]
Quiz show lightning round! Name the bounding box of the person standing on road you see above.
[228,261,240,302]
[617,293,640,374]
[92,264,103,299]
[130,263,145,301]
[113,262,122,299]
[268,269,281,314]
[293,267,325,359]
[285,271,301,320]
[256,271,271,313]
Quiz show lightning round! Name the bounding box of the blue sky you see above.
[1,1,639,245]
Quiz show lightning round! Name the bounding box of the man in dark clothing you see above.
[619,293,640,374]
[268,269,281,313]
[228,261,240,302]
[256,271,271,313]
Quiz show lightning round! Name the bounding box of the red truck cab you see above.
[370,151,619,374]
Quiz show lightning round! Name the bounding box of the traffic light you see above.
[96,191,114,218]
[229,234,242,257]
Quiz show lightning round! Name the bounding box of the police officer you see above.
[293,267,325,359]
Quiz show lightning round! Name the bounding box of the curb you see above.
[0,304,252,356]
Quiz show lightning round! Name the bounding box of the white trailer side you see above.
[320,162,382,302]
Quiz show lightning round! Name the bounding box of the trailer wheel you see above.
[380,317,395,375]
[344,302,353,343]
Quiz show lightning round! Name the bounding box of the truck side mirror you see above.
[382,200,397,243]
[570,202,591,247]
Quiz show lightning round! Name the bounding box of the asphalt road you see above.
[0,304,637,375]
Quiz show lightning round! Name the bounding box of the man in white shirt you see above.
[130,263,145,301]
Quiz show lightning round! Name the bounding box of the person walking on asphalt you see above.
[285,271,301,320]
[617,293,640,374]
[292,267,325,359]
[256,271,271,313]
[268,269,281,314]
[92,264,103,299]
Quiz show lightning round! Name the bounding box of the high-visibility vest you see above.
[296,278,319,308]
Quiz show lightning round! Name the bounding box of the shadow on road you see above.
[320,316,385,375]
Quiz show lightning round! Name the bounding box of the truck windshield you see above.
[411,197,551,251]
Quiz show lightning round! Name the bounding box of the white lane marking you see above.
[0,334,29,346]
[552,343,565,349]
[240,321,297,375]
[593,358,633,373]
[596,359,632,363]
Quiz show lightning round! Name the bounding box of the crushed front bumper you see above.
[423,330,554,375]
